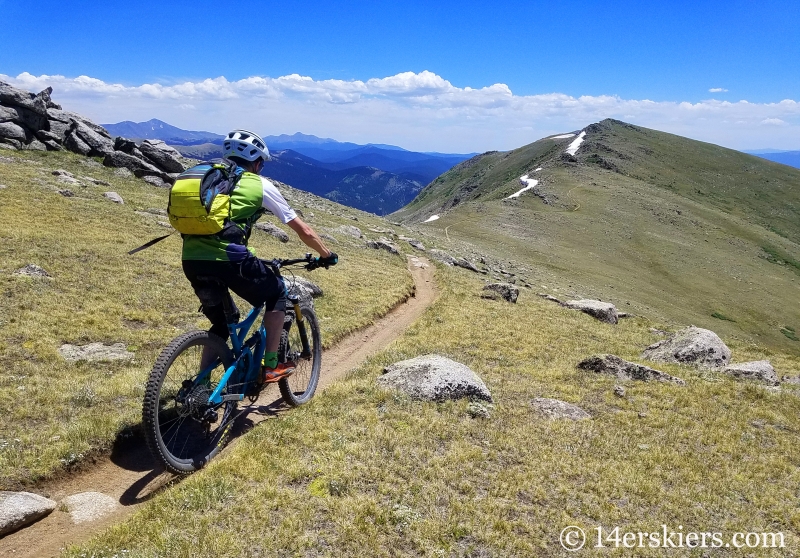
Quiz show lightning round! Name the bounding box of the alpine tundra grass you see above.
[67,264,799,557]
[0,149,414,488]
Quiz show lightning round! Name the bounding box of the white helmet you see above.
[223,129,271,162]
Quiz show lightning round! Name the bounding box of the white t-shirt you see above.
[260,176,297,224]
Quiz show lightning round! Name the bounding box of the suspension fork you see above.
[288,293,312,358]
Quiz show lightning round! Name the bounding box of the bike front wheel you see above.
[278,306,322,406]
[142,330,236,474]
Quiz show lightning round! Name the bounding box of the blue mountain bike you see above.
[142,254,325,474]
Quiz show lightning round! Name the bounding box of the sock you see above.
[262,351,278,369]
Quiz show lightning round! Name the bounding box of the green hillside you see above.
[0,149,415,487]
[1,136,799,557]
[393,120,800,354]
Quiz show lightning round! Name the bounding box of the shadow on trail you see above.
[111,392,289,507]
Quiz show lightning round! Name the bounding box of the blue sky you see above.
[1,0,798,151]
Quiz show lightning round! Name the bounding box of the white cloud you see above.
[2,71,798,152]
[709,87,729,93]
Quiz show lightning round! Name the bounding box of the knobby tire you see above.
[142,330,235,474]
[278,306,321,406]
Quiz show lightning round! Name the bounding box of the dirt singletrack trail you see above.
[0,256,437,557]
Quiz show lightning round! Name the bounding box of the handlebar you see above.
[266,253,335,272]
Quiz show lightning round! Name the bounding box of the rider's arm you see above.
[286,217,332,258]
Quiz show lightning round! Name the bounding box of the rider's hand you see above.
[318,252,338,268]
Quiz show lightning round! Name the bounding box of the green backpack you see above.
[128,159,245,255]
[167,160,244,235]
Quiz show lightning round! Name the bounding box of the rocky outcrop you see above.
[254,222,290,243]
[722,360,779,386]
[481,283,519,303]
[103,192,124,204]
[378,354,492,402]
[0,492,57,536]
[287,277,324,307]
[366,237,400,254]
[13,264,50,278]
[642,326,731,368]
[578,354,686,385]
[58,342,134,363]
[0,82,185,183]
[564,299,618,324]
[454,257,480,272]
[428,249,456,266]
[531,398,591,420]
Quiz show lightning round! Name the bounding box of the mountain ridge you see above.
[393,118,800,353]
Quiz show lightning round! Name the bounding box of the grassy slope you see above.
[0,149,414,487]
[70,264,800,557]
[393,121,800,354]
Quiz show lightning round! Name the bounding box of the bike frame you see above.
[193,255,316,407]
[205,303,266,405]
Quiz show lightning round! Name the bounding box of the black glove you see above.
[318,252,338,268]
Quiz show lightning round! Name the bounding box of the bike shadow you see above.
[111,389,289,507]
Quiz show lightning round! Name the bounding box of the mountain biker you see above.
[181,129,337,383]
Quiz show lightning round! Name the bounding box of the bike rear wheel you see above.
[278,306,321,406]
[142,330,236,474]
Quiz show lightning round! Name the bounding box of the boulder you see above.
[481,283,519,303]
[113,167,133,178]
[103,191,124,204]
[454,258,480,272]
[578,354,686,385]
[0,138,22,149]
[46,109,108,136]
[143,175,167,188]
[61,492,119,524]
[133,167,175,185]
[722,360,779,386]
[782,375,800,385]
[335,224,362,238]
[58,342,134,363]
[24,138,47,151]
[378,354,492,402]
[113,136,138,154]
[408,239,426,251]
[366,237,399,254]
[254,222,290,243]
[14,264,50,277]
[139,139,186,173]
[0,491,57,536]
[0,82,48,116]
[0,105,18,122]
[0,121,27,143]
[58,189,75,197]
[292,277,323,297]
[35,129,64,144]
[63,131,92,156]
[46,120,70,142]
[642,326,731,368]
[287,277,323,307]
[531,398,591,420]
[538,293,563,304]
[0,104,48,130]
[35,86,61,110]
[564,299,618,324]
[71,120,114,156]
[103,150,162,175]
[428,249,456,266]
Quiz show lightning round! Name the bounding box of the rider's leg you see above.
[263,310,285,359]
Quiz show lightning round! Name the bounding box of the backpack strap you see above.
[127,231,177,255]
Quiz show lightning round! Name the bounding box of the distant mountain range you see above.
[745,150,800,169]
[102,119,475,214]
